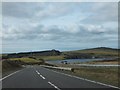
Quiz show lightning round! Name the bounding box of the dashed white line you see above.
[35,70,46,79]
[36,70,40,75]
[35,69,60,89]
[40,75,46,79]
[0,70,22,81]
[48,81,61,90]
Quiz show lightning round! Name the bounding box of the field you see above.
[34,55,65,60]
[81,59,119,65]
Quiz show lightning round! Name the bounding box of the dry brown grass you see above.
[85,60,118,65]
[73,67,119,87]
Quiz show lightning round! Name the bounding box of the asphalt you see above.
[1,65,118,89]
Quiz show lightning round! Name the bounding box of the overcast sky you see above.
[2,2,118,53]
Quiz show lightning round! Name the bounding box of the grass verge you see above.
[2,60,23,77]
[47,64,119,87]
[72,67,119,87]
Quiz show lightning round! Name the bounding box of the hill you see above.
[62,47,118,59]
[2,47,119,60]
[3,49,61,59]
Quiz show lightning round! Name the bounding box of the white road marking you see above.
[40,75,46,79]
[43,67,120,89]
[36,70,40,75]
[48,81,61,90]
[0,70,22,81]
[35,70,46,79]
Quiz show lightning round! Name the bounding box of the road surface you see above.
[1,65,118,89]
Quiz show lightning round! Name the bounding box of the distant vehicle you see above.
[61,61,68,64]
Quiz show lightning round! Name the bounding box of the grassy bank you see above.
[71,67,119,87]
[2,60,22,77]
[2,57,46,77]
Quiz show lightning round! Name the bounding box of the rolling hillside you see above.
[62,47,119,59]
[2,47,119,60]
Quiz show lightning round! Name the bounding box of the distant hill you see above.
[5,49,61,58]
[63,47,118,53]
[2,47,119,60]
[82,47,118,51]
[63,47,118,59]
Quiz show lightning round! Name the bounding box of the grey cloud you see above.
[2,23,117,44]
[81,2,118,24]
[2,2,44,18]
[2,2,71,20]
[2,2,118,43]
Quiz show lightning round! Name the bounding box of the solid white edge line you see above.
[48,81,61,90]
[43,67,120,89]
[0,70,22,81]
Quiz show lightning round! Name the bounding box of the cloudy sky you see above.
[2,2,118,53]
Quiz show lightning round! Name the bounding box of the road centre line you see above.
[40,75,46,79]
[35,70,46,79]
[35,69,60,89]
[48,81,61,90]
[35,70,40,75]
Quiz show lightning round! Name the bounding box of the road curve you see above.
[2,65,118,90]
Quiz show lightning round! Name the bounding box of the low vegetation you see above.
[72,67,119,87]
[9,57,46,65]
[2,60,22,76]
[9,57,40,63]
[35,55,65,60]
[2,60,21,70]
[82,59,119,65]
